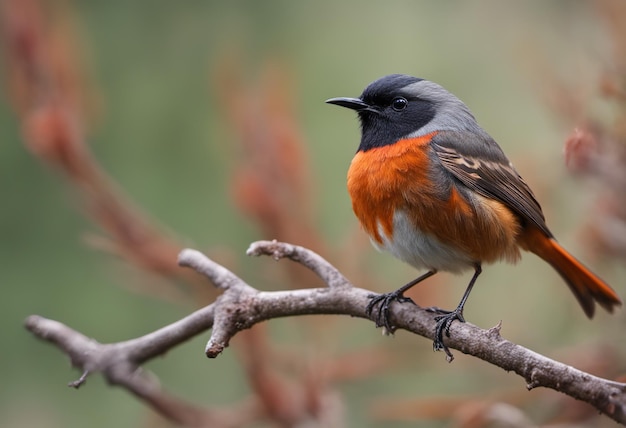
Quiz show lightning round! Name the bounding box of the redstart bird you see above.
[326,74,621,358]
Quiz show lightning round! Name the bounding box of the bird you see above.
[326,74,621,359]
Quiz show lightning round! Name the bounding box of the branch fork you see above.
[25,240,626,425]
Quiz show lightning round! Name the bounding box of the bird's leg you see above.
[366,270,436,332]
[433,264,482,360]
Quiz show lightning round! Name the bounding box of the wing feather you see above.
[432,131,552,238]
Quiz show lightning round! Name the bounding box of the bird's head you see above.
[326,74,481,151]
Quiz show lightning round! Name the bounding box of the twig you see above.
[25,241,626,425]
[246,239,351,289]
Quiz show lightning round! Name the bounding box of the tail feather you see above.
[523,228,621,318]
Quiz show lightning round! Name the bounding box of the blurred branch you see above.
[531,0,626,263]
[2,2,352,424]
[1,0,213,303]
[26,240,626,426]
[214,61,321,252]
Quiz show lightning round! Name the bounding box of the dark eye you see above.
[391,97,408,111]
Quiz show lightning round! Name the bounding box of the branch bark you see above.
[25,240,626,425]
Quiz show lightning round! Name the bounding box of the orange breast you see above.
[347,134,438,244]
[347,134,521,266]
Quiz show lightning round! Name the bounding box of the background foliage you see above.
[2,1,625,427]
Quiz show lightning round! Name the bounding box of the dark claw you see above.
[432,309,465,361]
[429,264,481,361]
[366,291,415,332]
[366,271,436,332]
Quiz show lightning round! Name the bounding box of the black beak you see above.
[325,97,371,111]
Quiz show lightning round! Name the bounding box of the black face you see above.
[327,74,437,152]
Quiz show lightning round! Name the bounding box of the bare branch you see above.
[24,315,227,427]
[246,239,352,288]
[26,241,626,425]
[178,248,252,291]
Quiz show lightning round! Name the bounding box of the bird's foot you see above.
[432,308,465,361]
[366,290,415,333]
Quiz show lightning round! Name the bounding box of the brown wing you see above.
[432,131,552,238]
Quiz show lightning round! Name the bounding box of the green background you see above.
[1,1,624,427]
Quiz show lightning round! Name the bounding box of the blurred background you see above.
[2,0,626,427]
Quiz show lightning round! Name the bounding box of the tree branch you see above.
[25,240,626,425]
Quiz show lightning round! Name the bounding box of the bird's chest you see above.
[346,139,522,270]
[347,139,442,245]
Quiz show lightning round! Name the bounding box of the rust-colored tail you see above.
[522,227,621,318]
